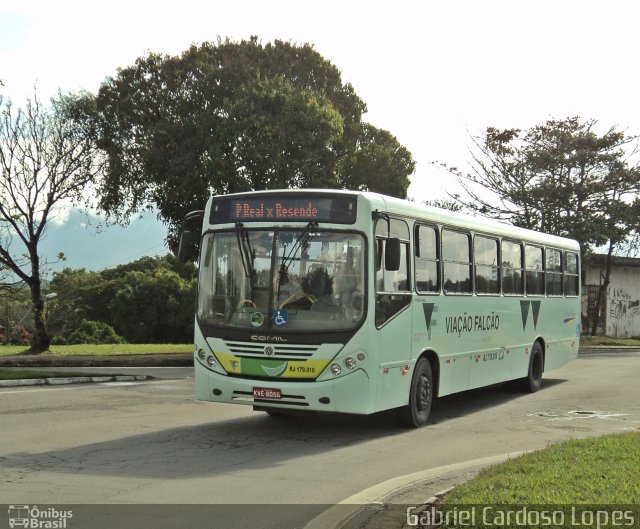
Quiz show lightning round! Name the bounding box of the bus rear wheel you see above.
[396,357,433,428]
[520,341,544,393]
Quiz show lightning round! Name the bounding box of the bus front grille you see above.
[224,341,318,360]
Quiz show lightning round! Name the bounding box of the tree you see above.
[47,268,105,336]
[49,255,196,344]
[108,267,195,343]
[71,37,415,238]
[443,118,640,254]
[342,124,415,198]
[441,117,640,334]
[423,197,464,212]
[0,92,104,352]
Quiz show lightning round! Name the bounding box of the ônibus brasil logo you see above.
[8,506,72,529]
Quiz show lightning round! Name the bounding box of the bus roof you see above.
[368,192,580,251]
[209,189,581,251]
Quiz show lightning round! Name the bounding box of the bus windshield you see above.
[197,229,365,332]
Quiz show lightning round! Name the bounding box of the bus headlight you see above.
[345,357,357,370]
[197,349,207,361]
[331,363,342,376]
[207,357,217,367]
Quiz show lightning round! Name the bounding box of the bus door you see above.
[374,219,413,410]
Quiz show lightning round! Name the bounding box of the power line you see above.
[100,243,168,270]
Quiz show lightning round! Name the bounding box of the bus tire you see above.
[520,341,544,393]
[396,357,433,428]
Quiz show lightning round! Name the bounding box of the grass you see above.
[444,433,640,504]
[0,343,193,357]
[439,433,640,528]
[580,335,640,346]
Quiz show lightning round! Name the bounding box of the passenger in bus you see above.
[303,266,333,299]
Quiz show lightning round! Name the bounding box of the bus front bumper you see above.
[195,360,371,414]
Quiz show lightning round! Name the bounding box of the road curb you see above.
[0,378,47,386]
[0,374,153,387]
[578,346,640,355]
[303,451,527,529]
[0,353,193,368]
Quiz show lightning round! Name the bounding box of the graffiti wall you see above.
[606,267,640,338]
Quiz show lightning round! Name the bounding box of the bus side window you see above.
[376,238,410,292]
[376,239,384,290]
[442,229,472,294]
[546,248,563,296]
[502,240,524,295]
[375,218,411,327]
[525,245,545,295]
[391,240,410,291]
[474,235,500,294]
[564,251,579,296]
[415,225,439,293]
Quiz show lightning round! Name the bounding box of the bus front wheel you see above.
[396,357,433,428]
[520,341,544,393]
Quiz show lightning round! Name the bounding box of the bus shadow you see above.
[1,410,406,481]
[429,378,568,424]
[2,380,567,482]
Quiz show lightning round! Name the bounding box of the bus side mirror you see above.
[176,209,205,263]
[385,238,401,271]
[177,230,192,263]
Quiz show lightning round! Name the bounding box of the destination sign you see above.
[210,195,357,224]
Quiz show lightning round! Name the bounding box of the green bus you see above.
[179,190,581,427]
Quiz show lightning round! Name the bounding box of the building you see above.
[583,254,640,338]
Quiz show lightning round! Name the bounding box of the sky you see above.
[1,0,640,272]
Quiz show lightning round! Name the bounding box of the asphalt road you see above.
[1,353,639,529]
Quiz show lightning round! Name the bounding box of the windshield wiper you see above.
[235,222,255,281]
[274,222,318,309]
[280,221,318,274]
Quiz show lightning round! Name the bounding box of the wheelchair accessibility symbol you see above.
[273,309,288,326]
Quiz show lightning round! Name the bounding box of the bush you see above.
[6,323,31,346]
[51,335,67,345]
[66,320,126,345]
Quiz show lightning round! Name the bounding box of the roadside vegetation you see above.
[1,255,196,348]
[439,433,640,527]
[580,335,640,346]
[444,433,640,504]
[0,343,192,357]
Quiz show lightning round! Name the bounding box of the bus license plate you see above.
[253,387,282,400]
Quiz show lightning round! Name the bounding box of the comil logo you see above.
[8,506,73,529]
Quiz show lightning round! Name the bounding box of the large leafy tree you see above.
[342,124,414,199]
[441,117,640,334]
[74,37,415,237]
[0,92,104,352]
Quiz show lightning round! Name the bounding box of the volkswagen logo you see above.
[264,345,275,357]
